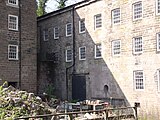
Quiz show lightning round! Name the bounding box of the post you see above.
[134,102,140,120]
[105,109,108,120]
[69,114,73,120]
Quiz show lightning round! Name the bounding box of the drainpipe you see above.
[18,0,22,89]
[66,6,76,101]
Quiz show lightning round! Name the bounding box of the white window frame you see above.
[133,70,144,91]
[95,44,102,59]
[8,15,18,31]
[112,40,121,56]
[66,49,72,62]
[157,33,160,51]
[133,1,143,21]
[43,30,49,41]
[79,46,86,60]
[54,27,59,39]
[8,0,18,6]
[133,37,143,54]
[94,14,102,29]
[66,23,72,37]
[8,45,18,60]
[112,8,121,24]
[157,69,160,92]
[156,0,160,15]
[79,19,85,33]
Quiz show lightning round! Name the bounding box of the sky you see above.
[46,0,83,13]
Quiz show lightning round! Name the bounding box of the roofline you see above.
[37,0,89,21]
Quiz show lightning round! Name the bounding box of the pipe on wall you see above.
[65,6,76,101]
[18,0,22,89]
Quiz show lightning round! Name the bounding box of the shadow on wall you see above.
[71,10,130,106]
[37,6,130,107]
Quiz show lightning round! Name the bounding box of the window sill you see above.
[6,3,19,8]
[8,59,19,61]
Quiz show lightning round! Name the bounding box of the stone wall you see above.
[0,0,37,93]
[38,0,160,118]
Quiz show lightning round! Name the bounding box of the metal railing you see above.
[14,106,138,120]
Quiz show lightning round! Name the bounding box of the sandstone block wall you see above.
[38,0,160,118]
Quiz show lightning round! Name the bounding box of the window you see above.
[95,44,102,58]
[8,45,18,60]
[66,23,72,36]
[94,14,102,29]
[8,0,18,6]
[133,37,143,54]
[43,30,49,41]
[134,71,144,90]
[133,2,142,20]
[54,27,59,39]
[157,33,160,51]
[79,19,85,33]
[157,69,160,92]
[156,0,160,15]
[8,15,18,31]
[66,49,72,62]
[112,8,120,24]
[112,40,121,56]
[79,46,86,60]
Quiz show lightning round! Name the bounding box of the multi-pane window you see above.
[133,2,142,20]
[112,40,121,56]
[54,27,59,39]
[95,44,102,58]
[112,8,120,24]
[79,19,85,33]
[8,45,18,60]
[134,71,144,90]
[8,0,18,5]
[156,0,160,15]
[43,30,49,41]
[79,46,86,60]
[157,33,160,51]
[133,37,143,54]
[66,49,72,62]
[94,14,102,29]
[8,15,18,31]
[66,23,72,36]
[157,69,160,92]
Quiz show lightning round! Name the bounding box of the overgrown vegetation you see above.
[36,0,49,16]
[36,0,68,16]
[0,82,52,120]
[55,0,68,9]
[45,84,56,99]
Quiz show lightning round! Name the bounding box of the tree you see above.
[36,0,49,16]
[55,0,68,9]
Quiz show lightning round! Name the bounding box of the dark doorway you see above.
[104,85,109,97]
[72,75,86,101]
[8,82,18,88]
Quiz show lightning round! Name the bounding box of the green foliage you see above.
[0,83,51,119]
[55,0,68,9]
[71,99,79,103]
[0,81,7,95]
[36,0,49,16]
[45,84,56,98]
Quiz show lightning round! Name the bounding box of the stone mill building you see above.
[37,0,160,118]
[0,0,37,93]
